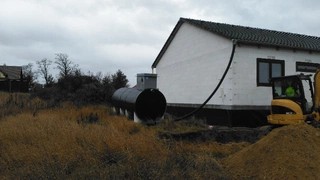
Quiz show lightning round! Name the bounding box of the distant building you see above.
[0,65,29,92]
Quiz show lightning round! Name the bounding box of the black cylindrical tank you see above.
[112,88,166,121]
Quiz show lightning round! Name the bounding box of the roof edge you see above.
[151,18,185,68]
[151,17,320,69]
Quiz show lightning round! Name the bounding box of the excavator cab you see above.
[268,74,314,125]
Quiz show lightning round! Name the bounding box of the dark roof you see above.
[152,17,320,68]
[0,66,22,80]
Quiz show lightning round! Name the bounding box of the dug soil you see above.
[159,125,273,143]
[222,123,320,180]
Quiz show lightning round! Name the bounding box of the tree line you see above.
[22,53,129,105]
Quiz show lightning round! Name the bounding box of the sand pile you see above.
[223,123,320,180]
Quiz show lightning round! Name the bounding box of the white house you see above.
[151,18,320,127]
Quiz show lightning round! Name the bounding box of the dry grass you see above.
[0,102,246,179]
[0,92,250,179]
[0,92,49,119]
[155,116,209,133]
[3,93,320,179]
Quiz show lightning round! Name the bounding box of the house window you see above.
[257,58,284,86]
[296,62,320,72]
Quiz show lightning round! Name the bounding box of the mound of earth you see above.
[223,123,320,180]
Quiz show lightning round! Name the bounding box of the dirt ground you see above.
[159,123,320,179]
[159,125,273,144]
[221,123,320,180]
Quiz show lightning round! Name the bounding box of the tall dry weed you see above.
[0,103,241,179]
[0,92,50,120]
[0,105,167,179]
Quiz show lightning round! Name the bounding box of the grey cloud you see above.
[1,0,320,85]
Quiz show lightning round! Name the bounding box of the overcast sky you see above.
[1,0,320,86]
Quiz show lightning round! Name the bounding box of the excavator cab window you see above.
[272,77,302,98]
[271,75,313,114]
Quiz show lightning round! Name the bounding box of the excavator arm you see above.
[311,69,320,121]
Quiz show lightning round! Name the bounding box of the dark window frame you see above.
[296,61,320,72]
[256,58,285,86]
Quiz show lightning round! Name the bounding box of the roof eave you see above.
[238,40,320,52]
[152,18,185,69]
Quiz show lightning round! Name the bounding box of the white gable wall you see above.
[155,23,320,109]
[156,23,234,105]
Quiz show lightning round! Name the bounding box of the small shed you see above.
[0,66,29,92]
[151,18,320,127]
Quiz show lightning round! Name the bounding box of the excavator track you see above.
[306,120,320,128]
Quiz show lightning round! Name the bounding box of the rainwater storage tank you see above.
[111,73,166,122]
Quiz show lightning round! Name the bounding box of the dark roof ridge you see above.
[180,17,320,40]
[0,65,22,68]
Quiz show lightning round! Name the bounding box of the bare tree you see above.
[55,53,78,79]
[36,58,54,87]
[22,63,37,88]
[95,71,103,83]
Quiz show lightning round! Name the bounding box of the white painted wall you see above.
[231,45,320,107]
[155,23,320,109]
[156,23,234,105]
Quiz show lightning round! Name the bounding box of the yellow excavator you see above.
[267,69,320,126]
